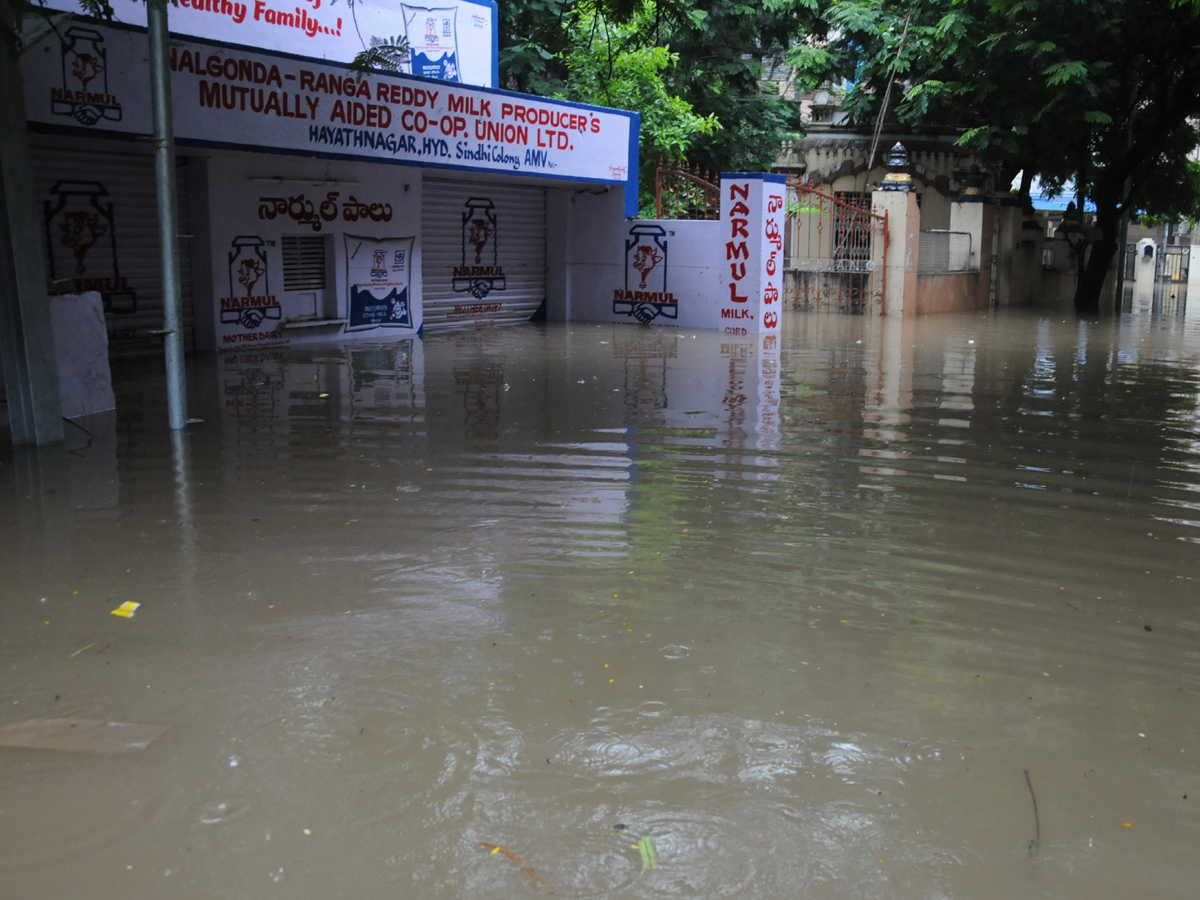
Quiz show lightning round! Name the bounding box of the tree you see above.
[640,0,809,174]
[500,0,811,179]
[556,7,720,213]
[792,0,1200,314]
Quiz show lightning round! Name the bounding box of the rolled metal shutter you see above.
[31,144,194,356]
[421,178,545,331]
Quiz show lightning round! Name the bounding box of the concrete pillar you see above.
[1133,239,1156,311]
[950,199,995,308]
[545,188,570,321]
[950,201,986,270]
[717,173,785,334]
[871,190,920,317]
[0,29,63,446]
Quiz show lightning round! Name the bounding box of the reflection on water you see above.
[3,312,1200,899]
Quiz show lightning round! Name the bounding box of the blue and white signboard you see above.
[345,234,416,331]
[21,21,638,205]
[37,0,499,88]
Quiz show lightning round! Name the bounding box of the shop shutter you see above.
[421,179,546,331]
[31,144,194,356]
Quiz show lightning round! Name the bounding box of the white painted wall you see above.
[553,175,785,335]
[203,153,424,351]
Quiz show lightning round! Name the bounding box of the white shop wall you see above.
[204,155,423,351]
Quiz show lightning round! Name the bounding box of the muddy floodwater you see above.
[3,311,1200,899]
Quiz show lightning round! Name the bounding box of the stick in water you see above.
[1024,769,1040,856]
[479,842,551,892]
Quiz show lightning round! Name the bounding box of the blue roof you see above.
[1023,177,1097,212]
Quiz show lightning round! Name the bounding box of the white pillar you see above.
[717,173,785,334]
[871,190,920,316]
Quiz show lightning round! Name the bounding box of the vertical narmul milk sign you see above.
[718,173,785,335]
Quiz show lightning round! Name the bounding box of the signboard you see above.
[718,174,784,335]
[21,22,637,191]
[345,234,416,331]
[38,0,499,87]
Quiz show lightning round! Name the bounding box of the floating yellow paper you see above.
[110,601,140,618]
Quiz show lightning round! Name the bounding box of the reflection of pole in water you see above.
[860,316,912,479]
[756,333,781,456]
[171,429,196,601]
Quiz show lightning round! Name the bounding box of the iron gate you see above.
[784,180,888,314]
[1157,245,1190,283]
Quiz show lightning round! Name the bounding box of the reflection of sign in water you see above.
[51,27,122,126]
[222,235,281,329]
[452,197,506,300]
[346,234,416,331]
[43,180,129,304]
[402,4,460,82]
[614,222,677,323]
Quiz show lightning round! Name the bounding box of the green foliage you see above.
[797,0,1200,308]
[500,0,812,180]
[558,14,719,160]
[557,9,719,213]
[349,34,411,76]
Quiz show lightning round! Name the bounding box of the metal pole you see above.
[147,0,188,429]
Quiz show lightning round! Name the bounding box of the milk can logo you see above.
[452,197,507,300]
[50,27,122,127]
[222,236,281,329]
[44,180,128,301]
[614,223,678,323]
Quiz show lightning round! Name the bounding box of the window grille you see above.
[281,235,327,292]
[918,230,973,273]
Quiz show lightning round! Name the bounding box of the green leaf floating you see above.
[637,836,658,869]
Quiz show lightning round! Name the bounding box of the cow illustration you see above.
[631,243,663,290]
[58,210,108,275]
[237,258,264,298]
[71,52,104,91]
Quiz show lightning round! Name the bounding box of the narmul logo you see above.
[452,197,507,300]
[50,27,122,127]
[222,236,281,330]
[614,223,678,324]
[43,180,130,305]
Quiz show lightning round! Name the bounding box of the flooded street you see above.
[3,310,1200,899]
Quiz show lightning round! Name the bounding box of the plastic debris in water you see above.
[111,601,141,618]
[636,836,658,869]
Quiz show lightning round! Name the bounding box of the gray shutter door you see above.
[421,179,546,331]
[31,145,194,356]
